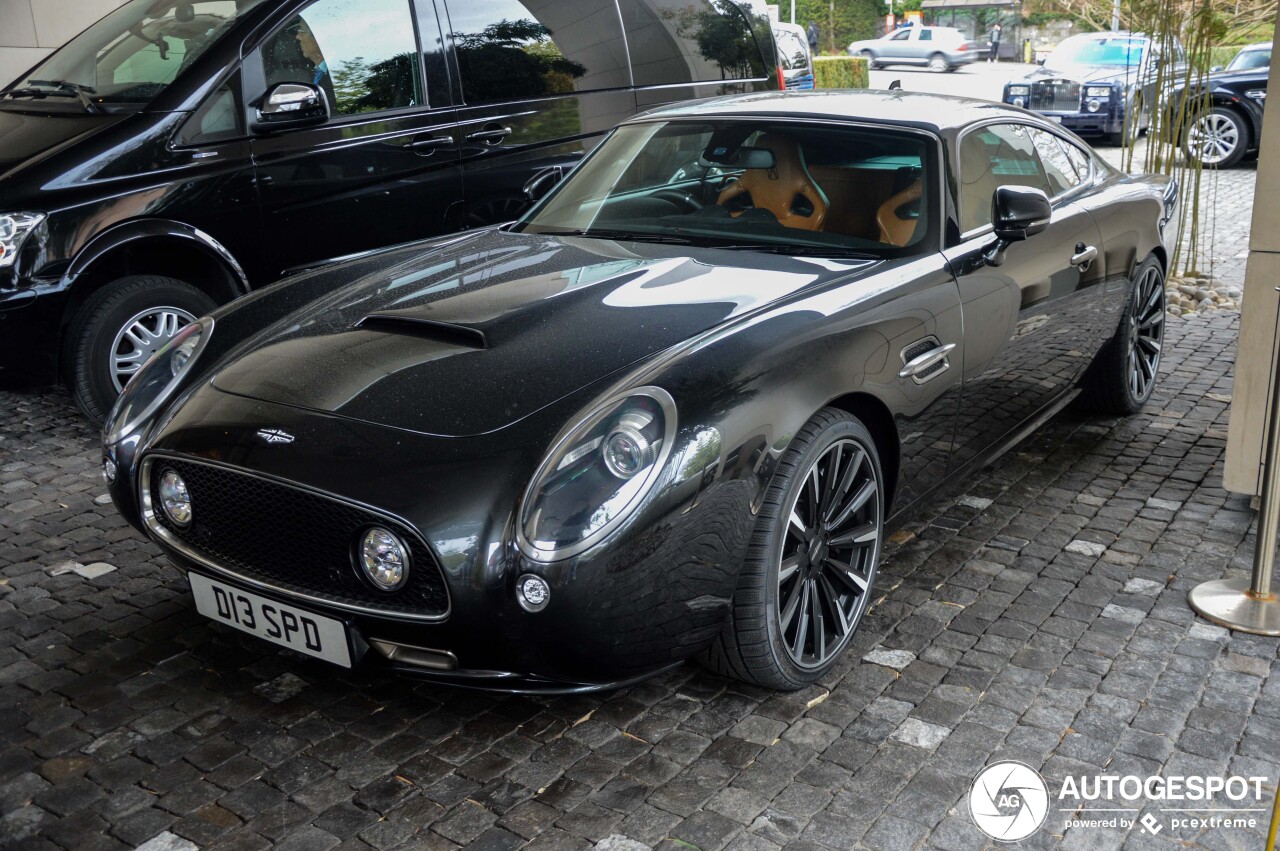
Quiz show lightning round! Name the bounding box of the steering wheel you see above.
[651,188,705,212]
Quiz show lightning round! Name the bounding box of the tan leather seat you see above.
[876,178,923,246]
[717,134,828,231]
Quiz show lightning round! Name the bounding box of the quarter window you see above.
[919,29,933,41]
[1029,129,1083,195]
[260,0,422,116]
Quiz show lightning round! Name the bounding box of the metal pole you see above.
[1110,0,1120,31]
[791,0,795,25]
[1189,288,1280,635]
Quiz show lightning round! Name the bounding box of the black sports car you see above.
[1175,42,1269,168]
[103,91,1179,693]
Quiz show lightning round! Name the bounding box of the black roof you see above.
[634,89,1026,132]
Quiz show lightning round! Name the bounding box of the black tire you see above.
[1183,106,1248,168]
[1079,254,1165,415]
[1103,130,1125,147]
[927,53,950,73]
[699,408,884,690]
[69,275,216,424]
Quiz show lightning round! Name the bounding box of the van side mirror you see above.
[252,83,329,133]
[1210,65,1224,72]
[984,185,1051,266]
[523,165,565,202]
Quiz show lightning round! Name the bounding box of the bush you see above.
[813,56,869,89]
[1208,45,1240,68]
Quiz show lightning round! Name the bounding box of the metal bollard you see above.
[1189,288,1280,635]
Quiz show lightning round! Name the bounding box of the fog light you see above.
[103,457,117,484]
[1086,99,1100,113]
[358,527,410,591]
[158,470,192,527]
[1012,96,1025,108]
[516,574,550,612]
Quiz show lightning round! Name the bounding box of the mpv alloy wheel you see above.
[109,306,200,392]
[1186,108,1245,167]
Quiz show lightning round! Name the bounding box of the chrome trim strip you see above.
[140,453,451,623]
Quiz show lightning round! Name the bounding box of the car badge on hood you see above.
[257,428,295,444]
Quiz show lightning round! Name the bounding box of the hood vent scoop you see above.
[356,314,488,350]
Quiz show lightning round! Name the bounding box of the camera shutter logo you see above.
[969,761,1050,841]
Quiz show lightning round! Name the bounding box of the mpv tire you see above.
[1184,106,1248,168]
[70,276,216,424]
[700,408,884,690]
[1079,254,1165,415]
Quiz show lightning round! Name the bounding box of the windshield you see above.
[1227,48,1270,71]
[516,119,933,257]
[1047,35,1145,67]
[4,0,267,109]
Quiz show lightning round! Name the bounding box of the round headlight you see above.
[1012,96,1025,108]
[158,470,192,527]
[516,574,551,612]
[358,527,410,591]
[103,457,117,484]
[519,387,676,562]
[1086,99,1100,113]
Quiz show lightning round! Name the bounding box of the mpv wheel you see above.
[1185,107,1247,168]
[70,276,216,424]
[928,53,950,72]
[700,408,884,689]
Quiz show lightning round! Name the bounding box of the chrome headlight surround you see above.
[1085,85,1112,98]
[103,317,213,444]
[0,212,45,269]
[517,386,677,563]
[1006,84,1030,97]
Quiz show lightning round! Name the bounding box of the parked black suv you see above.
[1175,42,1269,168]
[0,0,774,421]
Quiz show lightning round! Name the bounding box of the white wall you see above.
[0,0,124,86]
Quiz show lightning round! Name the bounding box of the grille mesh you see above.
[147,457,448,617]
[1030,81,1082,113]
[903,339,947,381]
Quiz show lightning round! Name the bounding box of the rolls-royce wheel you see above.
[700,408,884,689]
[1185,106,1248,168]
[1080,254,1165,414]
[927,53,950,73]
[70,275,216,424]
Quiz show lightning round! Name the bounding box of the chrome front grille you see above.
[1030,80,1082,113]
[141,455,450,621]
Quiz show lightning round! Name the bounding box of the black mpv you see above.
[0,0,774,421]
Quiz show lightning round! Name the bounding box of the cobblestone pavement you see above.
[3,307,1276,850]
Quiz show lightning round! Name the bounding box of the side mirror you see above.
[1037,57,1046,65]
[251,83,329,133]
[984,185,1051,266]
[1210,65,1224,72]
[523,165,565,202]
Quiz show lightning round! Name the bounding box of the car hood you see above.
[1022,63,1141,84]
[0,107,132,180]
[210,228,876,437]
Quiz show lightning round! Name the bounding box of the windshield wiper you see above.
[537,228,695,245]
[702,243,880,259]
[20,80,102,114]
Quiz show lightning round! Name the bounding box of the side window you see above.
[260,0,422,117]
[620,0,769,87]
[958,123,1052,233]
[449,0,630,102]
[891,29,911,41]
[180,75,243,143]
[919,29,933,41]
[1029,129,1082,196]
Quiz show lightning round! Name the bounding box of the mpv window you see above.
[446,0,630,103]
[4,0,267,110]
[261,0,421,116]
[621,0,771,87]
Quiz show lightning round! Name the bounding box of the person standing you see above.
[807,21,819,54]
[988,22,1002,62]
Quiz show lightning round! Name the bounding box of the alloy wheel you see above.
[776,437,882,669]
[109,306,198,391]
[1126,265,1164,402]
[1186,112,1240,165]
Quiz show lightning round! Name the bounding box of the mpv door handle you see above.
[1071,243,1098,270]
[898,343,956,379]
[404,135,453,154]
[465,125,513,144]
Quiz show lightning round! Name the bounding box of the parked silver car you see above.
[847,26,980,72]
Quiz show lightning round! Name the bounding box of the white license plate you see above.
[189,573,353,667]
[1048,115,1063,123]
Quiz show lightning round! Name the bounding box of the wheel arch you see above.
[823,391,901,515]
[57,220,249,375]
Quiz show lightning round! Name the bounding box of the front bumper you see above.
[0,277,65,388]
[107,388,748,692]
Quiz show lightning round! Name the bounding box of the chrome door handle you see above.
[898,343,956,379]
[1071,244,1098,269]
[465,126,513,144]
[404,136,453,153]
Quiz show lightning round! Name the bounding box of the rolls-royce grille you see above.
[146,457,449,617]
[1029,81,1082,113]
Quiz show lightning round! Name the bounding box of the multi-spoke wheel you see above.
[1185,107,1247,168]
[700,408,884,689]
[70,275,216,424]
[1080,254,1165,414]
